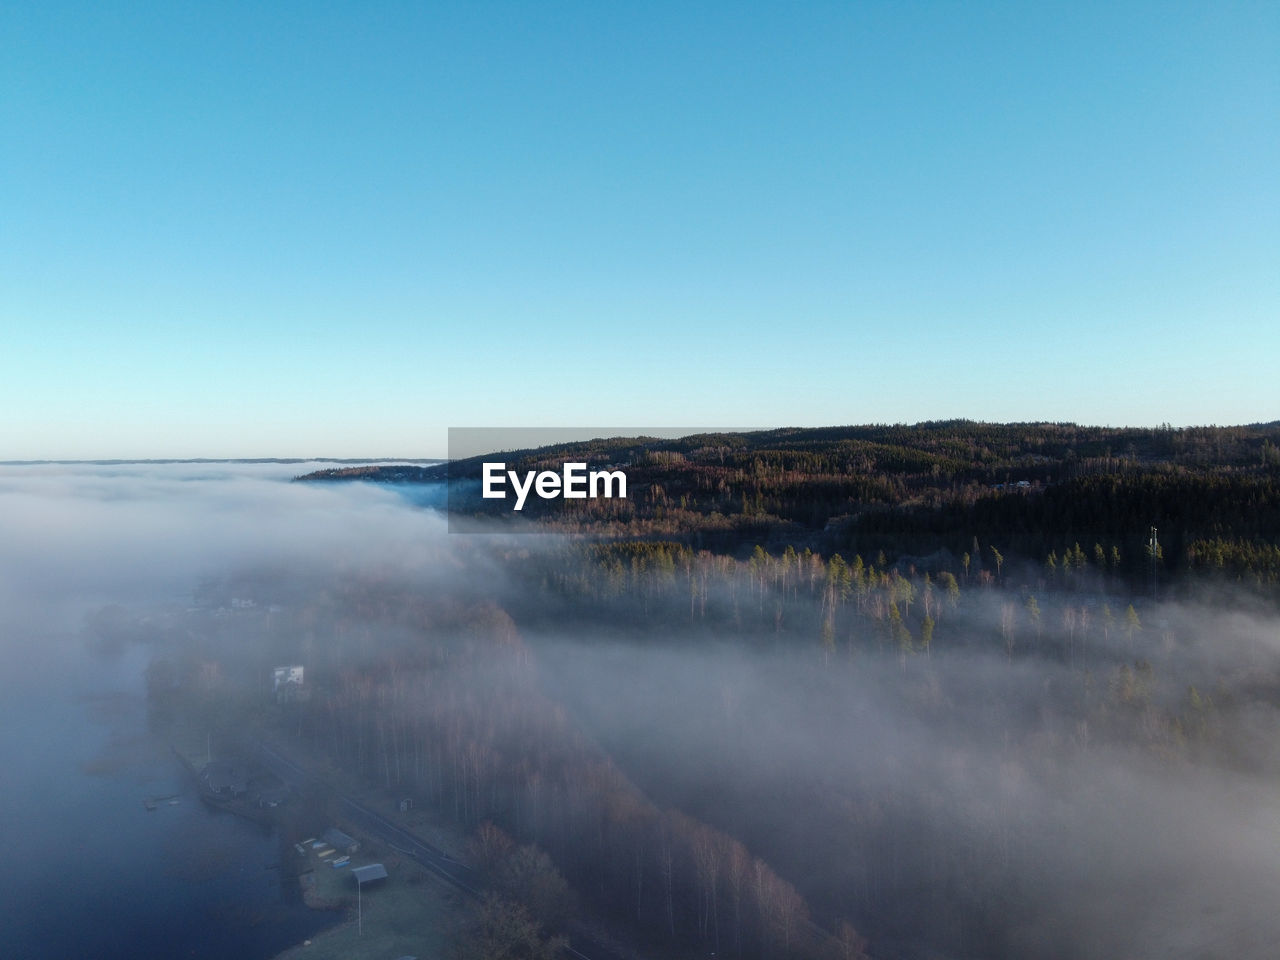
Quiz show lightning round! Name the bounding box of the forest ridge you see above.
[298,422,1280,588]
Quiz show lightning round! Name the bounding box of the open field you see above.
[279,847,459,960]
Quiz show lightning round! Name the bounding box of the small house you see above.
[200,761,249,797]
[323,827,359,854]
[352,863,388,887]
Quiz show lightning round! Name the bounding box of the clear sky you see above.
[2,1,1276,458]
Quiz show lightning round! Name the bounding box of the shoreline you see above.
[269,881,354,960]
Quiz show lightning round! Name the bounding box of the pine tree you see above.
[939,571,960,609]
[1124,604,1141,642]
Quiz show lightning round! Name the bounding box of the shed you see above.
[352,863,388,886]
[258,786,289,808]
[201,761,249,796]
[322,827,359,853]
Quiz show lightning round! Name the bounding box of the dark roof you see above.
[352,863,388,885]
[258,784,290,805]
[323,827,356,849]
[201,761,249,793]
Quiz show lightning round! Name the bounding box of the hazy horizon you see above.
[4,417,1280,464]
[4,459,1278,959]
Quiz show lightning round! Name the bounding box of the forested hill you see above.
[296,422,1280,587]
[297,461,444,483]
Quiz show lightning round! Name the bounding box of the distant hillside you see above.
[295,462,446,483]
[296,423,1280,586]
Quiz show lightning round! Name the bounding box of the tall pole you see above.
[1150,526,1159,600]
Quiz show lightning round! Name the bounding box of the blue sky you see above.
[2,1,1276,457]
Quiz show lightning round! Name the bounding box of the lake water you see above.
[0,460,438,958]
[0,634,336,959]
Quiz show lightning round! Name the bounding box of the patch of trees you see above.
[1186,537,1280,583]
[455,893,567,960]
[280,584,866,959]
[523,550,1270,958]
[154,539,1277,960]
[295,464,442,483]
[296,422,1280,589]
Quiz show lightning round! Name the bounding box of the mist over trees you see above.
[256,536,1277,959]
[152,535,1280,959]
[6,452,1280,960]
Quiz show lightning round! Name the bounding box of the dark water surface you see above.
[0,636,336,959]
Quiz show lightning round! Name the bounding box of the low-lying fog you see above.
[534,620,1280,958]
[0,462,448,959]
[0,461,448,634]
[2,462,1277,960]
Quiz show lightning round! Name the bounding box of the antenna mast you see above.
[1149,526,1159,600]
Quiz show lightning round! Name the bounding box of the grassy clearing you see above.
[256,730,480,960]
[279,839,461,960]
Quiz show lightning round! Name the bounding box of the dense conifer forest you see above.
[300,422,1280,590]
